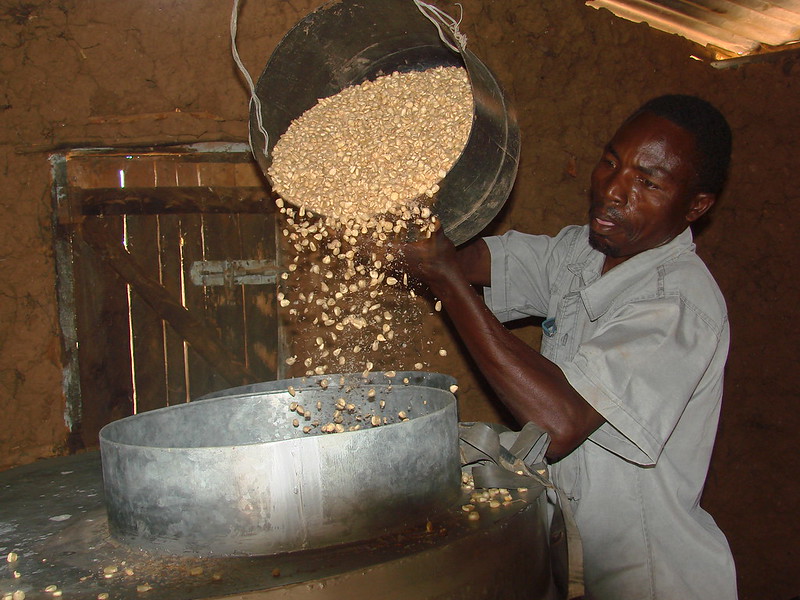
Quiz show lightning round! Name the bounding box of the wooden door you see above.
[52,144,284,450]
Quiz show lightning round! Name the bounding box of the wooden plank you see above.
[67,148,252,163]
[240,213,279,382]
[52,155,84,450]
[80,218,257,389]
[154,157,179,188]
[72,216,134,447]
[66,152,256,189]
[180,213,231,398]
[202,213,248,380]
[125,213,168,413]
[120,159,156,188]
[176,162,201,188]
[67,157,123,189]
[214,161,278,382]
[196,162,236,187]
[159,214,189,405]
[72,187,275,216]
[197,164,248,382]
[176,162,216,400]
[234,161,268,187]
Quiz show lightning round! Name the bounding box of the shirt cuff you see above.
[559,359,661,466]
[483,235,523,322]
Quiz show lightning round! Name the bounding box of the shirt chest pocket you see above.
[540,317,559,360]
[542,292,586,362]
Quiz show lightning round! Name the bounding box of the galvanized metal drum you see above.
[248,0,520,245]
[99,372,461,557]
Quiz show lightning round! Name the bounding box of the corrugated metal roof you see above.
[587,0,800,59]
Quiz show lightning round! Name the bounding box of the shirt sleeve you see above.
[559,296,723,466]
[483,227,580,323]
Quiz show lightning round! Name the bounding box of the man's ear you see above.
[686,192,716,223]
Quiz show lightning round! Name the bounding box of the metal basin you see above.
[248,0,520,245]
[99,373,460,557]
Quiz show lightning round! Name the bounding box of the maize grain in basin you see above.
[268,66,472,226]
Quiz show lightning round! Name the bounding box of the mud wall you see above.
[0,1,798,598]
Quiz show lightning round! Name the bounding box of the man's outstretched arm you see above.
[396,227,604,461]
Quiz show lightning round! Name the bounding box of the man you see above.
[397,95,737,599]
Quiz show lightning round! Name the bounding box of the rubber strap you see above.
[458,421,585,599]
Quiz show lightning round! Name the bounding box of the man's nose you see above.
[604,169,628,206]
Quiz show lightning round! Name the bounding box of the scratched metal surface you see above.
[0,452,556,600]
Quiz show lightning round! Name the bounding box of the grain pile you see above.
[269,66,472,226]
[268,65,473,404]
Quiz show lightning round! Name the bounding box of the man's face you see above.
[588,111,712,270]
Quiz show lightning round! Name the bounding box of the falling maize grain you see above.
[270,67,475,413]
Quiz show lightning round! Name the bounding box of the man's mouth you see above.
[590,207,620,229]
[589,202,623,229]
[594,216,615,227]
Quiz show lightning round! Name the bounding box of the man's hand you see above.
[391,220,491,290]
[392,221,459,291]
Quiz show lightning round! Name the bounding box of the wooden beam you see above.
[72,187,277,216]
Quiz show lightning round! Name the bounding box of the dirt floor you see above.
[0,1,798,598]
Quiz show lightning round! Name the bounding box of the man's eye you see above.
[641,177,659,190]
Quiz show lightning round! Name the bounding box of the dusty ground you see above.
[0,0,798,598]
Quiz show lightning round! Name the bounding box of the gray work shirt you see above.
[484,225,737,600]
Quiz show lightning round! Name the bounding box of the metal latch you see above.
[190,260,279,286]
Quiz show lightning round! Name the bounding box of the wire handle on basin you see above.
[230,0,271,159]
[413,1,468,52]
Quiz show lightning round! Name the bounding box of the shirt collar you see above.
[571,227,696,321]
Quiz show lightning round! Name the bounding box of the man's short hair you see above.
[631,95,732,195]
